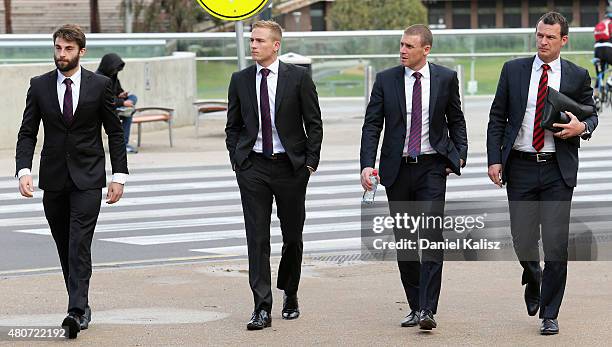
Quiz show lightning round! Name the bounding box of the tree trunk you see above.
[90,0,101,32]
[4,0,12,34]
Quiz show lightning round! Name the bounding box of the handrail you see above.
[0,27,594,41]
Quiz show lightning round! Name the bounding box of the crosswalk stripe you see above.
[12,208,367,235]
[100,222,362,245]
[190,237,362,256]
[4,175,612,216]
[1,147,611,190]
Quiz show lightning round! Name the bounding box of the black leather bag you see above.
[540,87,594,132]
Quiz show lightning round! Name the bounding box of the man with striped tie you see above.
[487,12,597,335]
[360,24,468,331]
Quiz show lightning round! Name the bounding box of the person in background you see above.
[96,53,139,153]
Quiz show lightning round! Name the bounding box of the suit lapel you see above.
[428,62,439,123]
[73,67,90,122]
[275,61,288,118]
[394,66,407,125]
[47,70,64,124]
[245,65,259,125]
[559,58,569,94]
[519,56,535,117]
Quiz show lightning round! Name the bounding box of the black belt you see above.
[511,150,556,163]
[402,153,440,164]
[251,151,289,160]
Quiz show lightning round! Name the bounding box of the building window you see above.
[452,0,471,29]
[580,0,600,27]
[553,0,573,25]
[425,0,446,28]
[503,0,522,28]
[529,0,549,27]
[477,0,496,28]
[310,2,326,31]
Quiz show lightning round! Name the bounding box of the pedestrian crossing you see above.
[2,146,612,270]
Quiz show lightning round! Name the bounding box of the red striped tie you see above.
[533,64,550,152]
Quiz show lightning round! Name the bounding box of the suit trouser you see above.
[385,154,447,314]
[506,153,573,319]
[236,152,310,313]
[42,174,102,315]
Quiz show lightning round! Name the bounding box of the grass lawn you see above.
[197,54,596,99]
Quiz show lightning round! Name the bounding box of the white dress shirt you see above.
[57,66,81,114]
[18,67,127,185]
[403,63,435,156]
[253,58,286,154]
[513,55,561,153]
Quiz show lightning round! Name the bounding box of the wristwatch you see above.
[580,121,590,136]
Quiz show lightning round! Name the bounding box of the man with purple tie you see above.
[225,20,323,330]
[15,24,128,339]
[360,24,467,331]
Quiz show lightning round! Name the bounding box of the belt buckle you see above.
[536,153,546,163]
[405,156,418,164]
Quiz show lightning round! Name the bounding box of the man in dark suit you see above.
[360,24,468,331]
[15,24,128,339]
[225,20,323,330]
[487,12,597,335]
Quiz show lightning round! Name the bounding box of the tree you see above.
[4,0,12,34]
[90,0,101,32]
[135,0,205,32]
[329,0,427,30]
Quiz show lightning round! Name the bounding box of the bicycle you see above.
[592,57,612,111]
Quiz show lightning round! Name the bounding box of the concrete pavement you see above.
[0,97,611,345]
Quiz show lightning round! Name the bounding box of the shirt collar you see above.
[533,55,561,73]
[404,62,430,79]
[57,66,82,86]
[257,58,280,75]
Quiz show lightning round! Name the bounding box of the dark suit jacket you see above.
[486,56,598,187]
[15,68,128,191]
[360,63,468,187]
[225,61,323,172]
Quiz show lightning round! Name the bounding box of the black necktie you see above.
[63,78,74,125]
[260,68,273,157]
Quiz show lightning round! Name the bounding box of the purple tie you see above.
[406,72,422,158]
[62,78,74,125]
[260,68,273,157]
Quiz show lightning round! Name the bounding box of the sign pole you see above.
[236,21,247,71]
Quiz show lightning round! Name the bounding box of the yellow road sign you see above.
[196,0,272,21]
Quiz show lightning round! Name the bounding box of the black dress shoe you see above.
[246,310,272,330]
[524,282,540,316]
[61,313,81,339]
[540,319,559,335]
[419,310,437,330]
[282,293,300,320]
[400,310,419,327]
[80,306,91,330]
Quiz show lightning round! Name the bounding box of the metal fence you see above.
[0,28,598,98]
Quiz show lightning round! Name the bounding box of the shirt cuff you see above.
[306,165,315,173]
[112,173,128,184]
[17,168,31,179]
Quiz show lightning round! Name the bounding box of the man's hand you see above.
[553,112,585,139]
[118,91,129,99]
[123,99,134,107]
[106,182,124,204]
[488,164,503,188]
[18,175,34,198]
[361,167,375,191]
[445,159,465,175]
